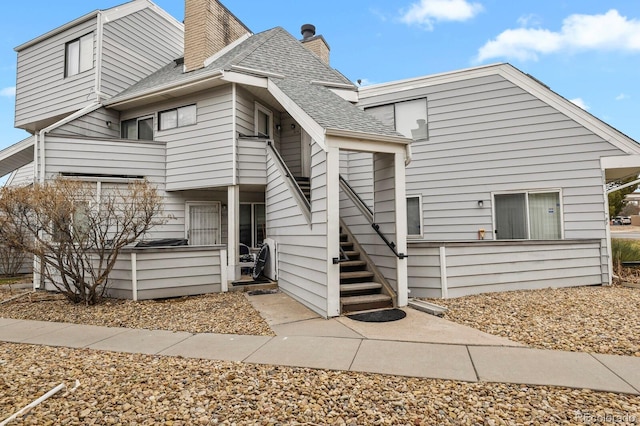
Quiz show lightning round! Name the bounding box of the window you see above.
[365,98,428,140]
[406,195,422,237]
[65,33,94,77]
[494,191,562,240]
[121,116,154,141]
[255,103,272,138]
[186,202,221,245]
[240,203,266,248]
[159,105,197,130]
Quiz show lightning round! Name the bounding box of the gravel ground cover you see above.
[1,343,638,425]
[426,284,640,356]
[0,291,274,336]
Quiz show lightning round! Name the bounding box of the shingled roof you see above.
[107,27,405,140]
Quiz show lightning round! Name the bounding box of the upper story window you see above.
[159,104,197,130]
[65,33,94,77]
[121,116,154,141]
[494,191,562,240]
[365,98,428,140]
[255,103,273,138]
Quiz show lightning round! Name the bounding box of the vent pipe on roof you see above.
[300,24,330,65]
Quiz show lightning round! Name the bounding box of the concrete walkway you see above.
[1,291,639,395]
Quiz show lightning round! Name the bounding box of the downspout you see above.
[33,133,38,183]
[231,83,237,185]
[405,144,412,166]
[93,11,106,101]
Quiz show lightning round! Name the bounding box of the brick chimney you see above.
[184,0,251,72]
[300,24,330,65]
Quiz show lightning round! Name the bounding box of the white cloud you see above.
[476,9,640,62]
[570,98,589,110]
[616,93,630,101]
[401,0,483,30]
[0,86,15,97]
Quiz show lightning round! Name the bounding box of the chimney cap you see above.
[301,24,316,39]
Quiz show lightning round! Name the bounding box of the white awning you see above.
[0,136,34,178]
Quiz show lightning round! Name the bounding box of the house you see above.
[1,0,639,317]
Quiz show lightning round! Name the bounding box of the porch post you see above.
[394,151,408,306]
[227,185,240,281]
[326,145,341,317]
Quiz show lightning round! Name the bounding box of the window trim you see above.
[254,102,273,138]
[406,194,423,239]
[65,33,94,78]
[158,104,197,131]
[491,189,564,240]
[364,96,429,141]
[121,115,154,141]
[185,201,222,246]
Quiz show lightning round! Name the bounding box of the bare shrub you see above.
[0,177,167,305]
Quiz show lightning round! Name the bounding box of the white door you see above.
[186,202,221,245]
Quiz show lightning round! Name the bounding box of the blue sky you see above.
[1,0,640,151]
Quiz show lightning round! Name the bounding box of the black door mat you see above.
[346,308,406,323]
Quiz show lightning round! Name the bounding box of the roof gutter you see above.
[325,128,411,145]
[104,70,224,108]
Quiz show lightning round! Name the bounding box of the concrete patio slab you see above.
[0,320,72,343]
[22,323,128,348]
[351,340,478,382]
[336,308,523,346]
[593,353,640,393]
[469,346,638,394]
[245,292,319,326]
[245,335,362,371]
[272,318,363,339]
[87,328,192,355]
[161,333,271,361]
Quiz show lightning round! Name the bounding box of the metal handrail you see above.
[266,140,310,212]
[339,175,407,260]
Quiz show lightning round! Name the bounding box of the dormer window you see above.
[121,116,154,141]
[65,33,94,77]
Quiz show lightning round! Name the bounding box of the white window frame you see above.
[121,115,154,141]
[491,189,564,240]
[254,102,273,138]
[364,97,429,141]
[240,202,266,248]
[158,104,197,131]
[65,33,94,77]
[185,201,222,245]
[406,194,423,238]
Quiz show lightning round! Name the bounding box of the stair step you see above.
[342,250,360,260]
[340,233,349,241]
[339,260,367,269]
[340,270,374,281]
[340,282,382,294]
[341,294,392,312]
[340,241,353,247]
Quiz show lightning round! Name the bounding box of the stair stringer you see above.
[340,218,397,308]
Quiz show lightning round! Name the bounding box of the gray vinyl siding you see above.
[51,107,120,138]
[407,240,602,299]
[237,138,267,185]
[359,74,624,242]
[6,162,34,187]
[279,114,302,176]
[345,151,374,209]
[162,87,234,190]
[100,9,183,98]
[44,135,165,181]
[106,246,224,300]
[15,17,98,130]
[266,141,328,316]
[352,73,626,292]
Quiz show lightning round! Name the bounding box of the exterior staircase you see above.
[294,176,311,202]
[339,225,394,313]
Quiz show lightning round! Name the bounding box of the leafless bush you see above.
[0,177,167,305]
